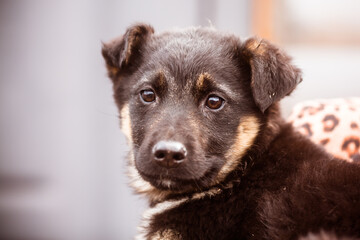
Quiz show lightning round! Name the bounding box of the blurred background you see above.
[0,0,359,239]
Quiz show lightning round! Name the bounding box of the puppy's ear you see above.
[102,23,154,79]
[242,38,302,112]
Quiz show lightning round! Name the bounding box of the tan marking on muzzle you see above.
[121,105,162,197]
[217,115,260,181]
[120,104,146,191]
[120,104,137,168]
[120,104,133,144]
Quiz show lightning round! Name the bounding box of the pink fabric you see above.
[288,98,360,162]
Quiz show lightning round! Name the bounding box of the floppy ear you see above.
[242,38,302,113]
[101,23,154,80]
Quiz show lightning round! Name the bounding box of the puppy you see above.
[102,24,360,240]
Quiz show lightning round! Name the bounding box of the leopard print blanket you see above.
[288,98,360,163]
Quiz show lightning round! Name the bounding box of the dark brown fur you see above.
[102,23,360,240]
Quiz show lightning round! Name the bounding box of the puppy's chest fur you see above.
[145,176,274,239]
[139,125,360,240]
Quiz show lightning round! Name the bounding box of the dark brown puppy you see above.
[102,24,360,240]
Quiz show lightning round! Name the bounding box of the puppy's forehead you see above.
[149,29,236,73]
[138,28,240,90]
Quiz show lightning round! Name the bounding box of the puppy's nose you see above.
[152,141,187,168]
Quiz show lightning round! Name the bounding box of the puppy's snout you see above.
[152,141,187,168]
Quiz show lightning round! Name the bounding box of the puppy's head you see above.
[102,24,301,197]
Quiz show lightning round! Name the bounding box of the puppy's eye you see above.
[140,90,156,103]
[206,95,224,110]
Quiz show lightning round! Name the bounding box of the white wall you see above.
[282,46,360,117]
[0,1,250,239]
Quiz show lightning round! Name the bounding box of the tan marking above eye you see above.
[196,72,213,90]
[158,71,166,87]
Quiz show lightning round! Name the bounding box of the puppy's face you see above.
[122,37,257,191]
[102,24,301,194]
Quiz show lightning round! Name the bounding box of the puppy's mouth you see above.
[137,166,219,191]
[134,139,225,191]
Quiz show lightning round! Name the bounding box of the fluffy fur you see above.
[102,23,360,240]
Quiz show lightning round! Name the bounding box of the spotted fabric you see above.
[288,98,360,163]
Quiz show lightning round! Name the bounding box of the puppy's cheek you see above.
[127,145,175,203]
[127,159,154,193]
[216,115,260,182]
[120,104,133,144]
[119,104,154,193]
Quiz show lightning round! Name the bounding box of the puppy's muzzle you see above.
[152,140,187,168]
